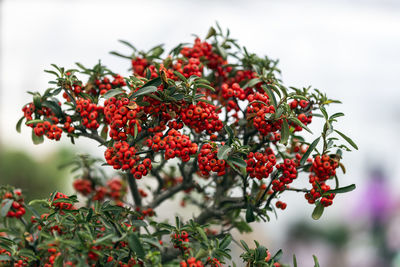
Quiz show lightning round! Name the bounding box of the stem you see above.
[127,173,142,207]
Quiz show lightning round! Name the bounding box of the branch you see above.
[79,131,106,146]
[127,173,142,207]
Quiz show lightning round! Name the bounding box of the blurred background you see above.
[1,0,400,266]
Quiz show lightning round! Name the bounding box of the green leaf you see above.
[319,106,328,120]
[280,120,289,145]
[102,88,126,99]
[141,77,162,88]
[25,119,44,126]
[16,116,25,133]
[142,237,162,250]
[313,255,320,267]
[312,202,324,220]
[33,93,42,108]
[224,124,234,139]
[196,83,215,92]
[195,248,209,259]
[288,117,313,134]
[228,156,247,169]
[329,112,344,120]
[173,71,187,83]
[205,26,217,39]
[245,205,255,223]
[217,145,232,160]
[243,78,262,89]
[196,227,208,243]
[32,129,44,145]
[130,86,158,99]
[1,199,13,217]
[293,254,298,267]
[42,100,63,117]
[334,130,358,150]
[240,240,250,252]
[128,233,145,259]
[118,39,137,51]
[109,51,132,59]
[327,184,356,194]
[272,249,283,261]
[300,137,320,166]
[219,235,232,249]
[261,85,277,108]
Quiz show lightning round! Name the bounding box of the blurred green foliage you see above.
[0,146,75,200]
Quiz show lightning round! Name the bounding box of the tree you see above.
[1,25,357,266]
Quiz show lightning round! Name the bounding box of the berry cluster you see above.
[289,99,313,132]
[33,120,63,140]
[51,192,74,210]
[104,141,152,179]
[2,190,25,218]
[180,257,204,267]
[305,155,338,207]
[107,177,126,202]
[73,179,92,196]
[146,129,198,162]
[171,230,190,252]
[272,159,299,192]
[206,257,223,267]
[246,150,277,180]
[75,98,103,130]
[180,102,223,134]
[131,57,149,77]
[95,75,127,96]
[198,143,227,177]
[104,97,142,141]
[247,93,282,136]
[275,200,287,210]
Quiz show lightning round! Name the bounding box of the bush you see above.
[1,25,357,266]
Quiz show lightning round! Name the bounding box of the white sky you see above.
[1,0,400,265]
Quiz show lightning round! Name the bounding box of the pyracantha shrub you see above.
[2,24,357,266]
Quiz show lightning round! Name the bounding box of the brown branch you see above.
[127,173,142,207]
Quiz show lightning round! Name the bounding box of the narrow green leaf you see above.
[280,120,289,145]
[313,255,320,267]
[293,254,298,267]
[196,227,208,243]
[217,145,232,160]
[42,100,63,117]
[245,205,255,223]
[319,106,328,120]
[128,233,145,259]
[102,88,125,99]
[288,117,313,134]
[1,199,13,217]
[219,235,232,249]
[261,85,277,108]
[334,130,358,150]
[141,77,162,88]
[272,249,283,261]
[312,202,324,220]
[173,71,187,83]
[327,184,356,194]
[197,83,215,92]
[329,112,345,120]
[16,116,25,133]
[118,39,137,51]
[228,156,247,169]
[130,86,157,99]
[240,240,250,252]
[109,51,132,59]
[32,129,44,145]
[243,78,262,89]
[33,94,42,108]
[300,137,320,165]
